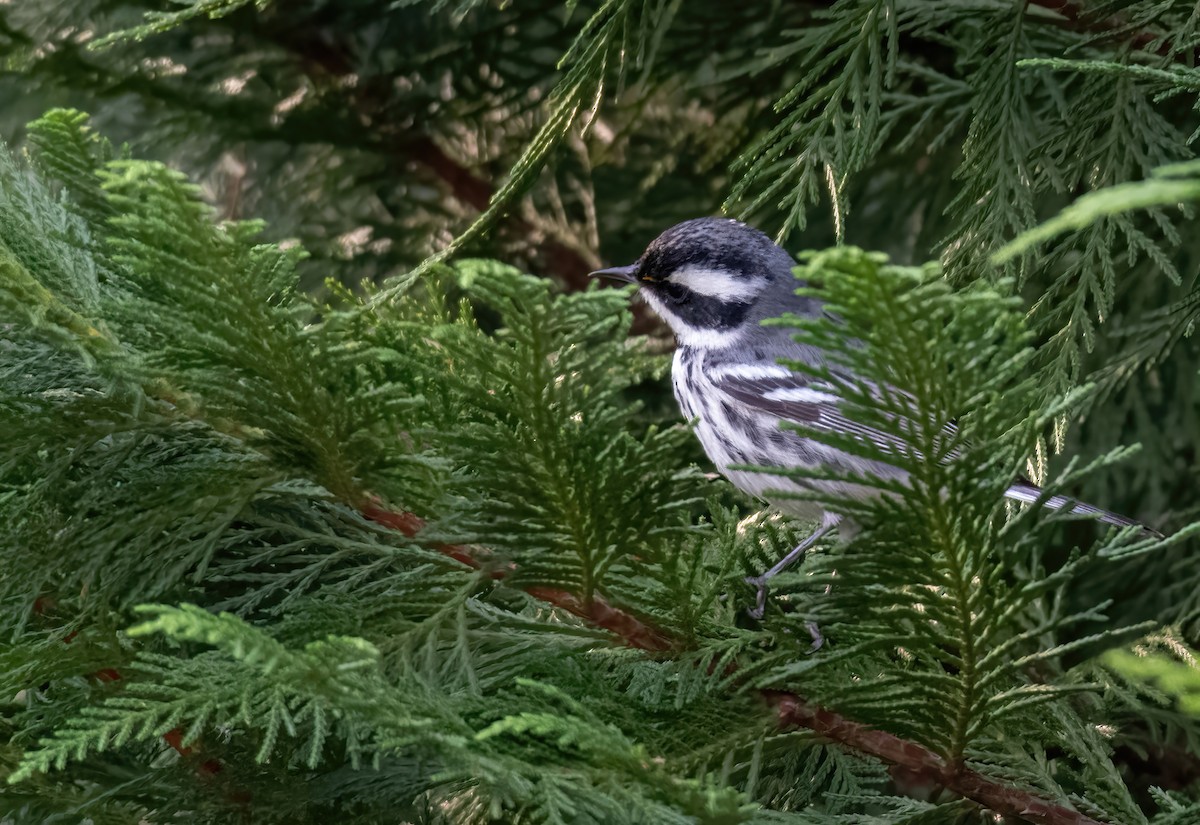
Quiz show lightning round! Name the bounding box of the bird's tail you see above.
[1004,481,1162,537]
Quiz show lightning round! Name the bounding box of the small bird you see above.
[591,217,1157,619]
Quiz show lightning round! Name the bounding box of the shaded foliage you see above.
[2,1,1200,822]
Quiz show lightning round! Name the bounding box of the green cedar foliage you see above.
[2,0,1197,525]
[2,111,1200,824]
[0,1,1199,822]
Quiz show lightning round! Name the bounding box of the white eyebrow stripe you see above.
[666,265,764,300]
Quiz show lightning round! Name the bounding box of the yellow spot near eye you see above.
[641,274,654,281]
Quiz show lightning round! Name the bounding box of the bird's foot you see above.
[804,621,823,653]
[744,575,768,620]
[744,576,824,653]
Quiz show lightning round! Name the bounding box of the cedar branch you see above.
[362,502,1109,825]
[359,502,673,652]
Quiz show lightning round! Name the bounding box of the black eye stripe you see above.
[702,296,753,329]
[647,282,752,329]
[661,281,688,304]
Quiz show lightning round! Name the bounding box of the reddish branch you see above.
[162,730,225,780]
[770,694,1104,825]
[42,603,228,784]
[360,502,673,652]
[362,502,1108,825]
[360,503,499,576]
[1029,0,1196,61]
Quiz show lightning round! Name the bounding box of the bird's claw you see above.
[804,621,824,653]
[744,577,824,653]
[744,575,768,620]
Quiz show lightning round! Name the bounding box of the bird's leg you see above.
[745,521,837,622]
[803,621,824,652]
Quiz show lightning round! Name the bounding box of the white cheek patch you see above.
[637,287,669,318]
[673,325,745,349]
[666,265,764,301]
[638,275,747,350]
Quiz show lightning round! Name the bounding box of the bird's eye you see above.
[662,281,688,305]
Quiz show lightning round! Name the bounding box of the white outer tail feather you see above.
[1004,482,1160,536]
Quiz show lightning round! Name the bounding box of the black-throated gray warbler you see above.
[591,217,1156,619]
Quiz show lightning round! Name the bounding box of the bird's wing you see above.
[714,368,1159,535]
[711,369,946,461]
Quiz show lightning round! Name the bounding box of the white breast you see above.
[672,347,824,518]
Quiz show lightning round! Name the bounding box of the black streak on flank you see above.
[721,399,754,432]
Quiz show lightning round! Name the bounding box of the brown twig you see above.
[523,586,676,653]
[38,602,233,789]
[1028,0,1195,62]
[769,693,1104,825]
[359,501,673,651]
[362,502,1108,825]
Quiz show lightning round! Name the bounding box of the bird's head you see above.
[590,217,801,349]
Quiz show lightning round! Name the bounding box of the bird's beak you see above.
[588,264,638,284]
